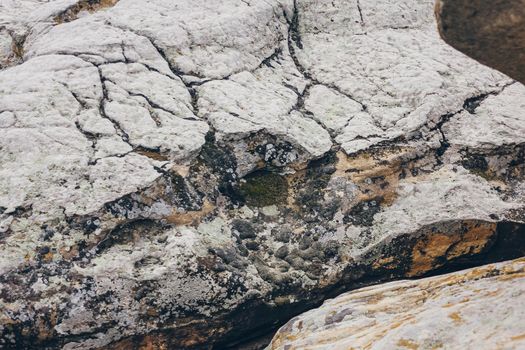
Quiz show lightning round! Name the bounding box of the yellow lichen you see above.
[448,312,463,324]
[397,338,420,350]
[408,221,497,277]
[165,200,214,226]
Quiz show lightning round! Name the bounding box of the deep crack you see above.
[96,67,132,147]
[286,0,367,112]
[356,0,365,26]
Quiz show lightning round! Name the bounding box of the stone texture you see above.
[268,258,525,350]
[0,0,86,68]
[436,0,525,84]
[0,0,524,349]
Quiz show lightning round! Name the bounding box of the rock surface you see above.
[268,257,525,350]
[436,0,525,84]
[0,0,524,349]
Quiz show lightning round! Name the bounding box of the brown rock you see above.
[435,0,525,84]
[268,258,525,350]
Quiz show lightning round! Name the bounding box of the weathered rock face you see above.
[268,257,525,350]
[0,0,524,349]
[435,0,525,84]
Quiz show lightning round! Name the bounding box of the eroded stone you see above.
[268,258,525,350]
[1,0,525,349]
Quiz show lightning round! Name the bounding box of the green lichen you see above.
[240,170,288,207]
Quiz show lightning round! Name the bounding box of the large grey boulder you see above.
[0,0,524,348]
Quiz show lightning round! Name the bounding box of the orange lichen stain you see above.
[362,292,387,305]
[165,200,214,226]
[482,289,502,298]
[268,331,300,349]
[409,233,454,277]
[389,315,415,330]
[511,333,525,341]
[59,245,81,261]
[448,312,463,324]
[498,271,525,281]
[441,302,455,308]
[359,316,414,349]
[372,256,397,270]
[334,147,419,206]
[138,337,169,350]
[408,221,496,277]
[284,170,307,211]
[446,222,497,260]
[43,252,54,263]
[397,338,420,350]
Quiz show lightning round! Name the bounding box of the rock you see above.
[274,245,289,260]
[0,0,93,68]
[1,0,525,349]
[436,0,525,84]
[268,258,525,350]
[293,0,511,154]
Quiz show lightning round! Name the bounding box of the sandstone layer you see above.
[268,258,525,350]
[0,0,524,349]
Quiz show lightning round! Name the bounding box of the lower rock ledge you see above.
[88,220,525,350]
[267,257,525,350]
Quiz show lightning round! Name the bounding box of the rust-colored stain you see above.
[104,320,227,350]
[55,0,120,24]
[497,270,525,281]
[136,149,170,161]
[42,251,54,263]
[335,147,419,206]
[372,256,397,270]
[397,338,419,350]
[446,222,497,260]
[59,245,80,261]
[165,200,214,226]
[35,307,58,342]
[511,333,525,341]
[448,312,463,324]
[408,221,496,277]
[409,233,455,277]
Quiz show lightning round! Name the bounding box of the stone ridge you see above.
[0,0,524,349]
[268,257,525,350]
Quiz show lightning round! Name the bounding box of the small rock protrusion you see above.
[244,240,260,251]
[272,226,292,243]
[298,236,313,250]
[275,245,289,259]
[232,219,256,239]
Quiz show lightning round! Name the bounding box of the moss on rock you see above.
[240,170,288,207]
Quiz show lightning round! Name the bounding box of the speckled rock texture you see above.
[0,0,524,349]
[436,0,525,84]
[268,257,525,350]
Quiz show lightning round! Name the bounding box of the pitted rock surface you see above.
[0,0,524,349]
